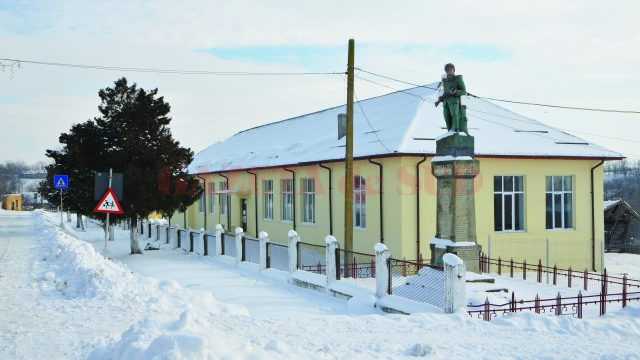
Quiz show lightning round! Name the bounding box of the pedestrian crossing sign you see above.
[93,188,123,214]
[53,175,69,189]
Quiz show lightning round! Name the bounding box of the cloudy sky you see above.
[1,0,639,165]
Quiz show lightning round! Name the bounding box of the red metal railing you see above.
[478,253,640,291]
[468,274,639,321]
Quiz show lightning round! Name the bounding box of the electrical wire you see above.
[341,73,391,152]
[0,57,345,76]
[357,68,640,114]
[357,73,640,146]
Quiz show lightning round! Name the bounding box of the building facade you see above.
[171,85,621,271]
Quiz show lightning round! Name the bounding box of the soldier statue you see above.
[435,63,469,135]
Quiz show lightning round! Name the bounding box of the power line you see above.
[357,73,640,144]
[355,74,584,145]
[357,68,640,114]
[343,74,391,152]
[0,57,345,76]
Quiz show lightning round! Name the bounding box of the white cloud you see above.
[1,0,639,163]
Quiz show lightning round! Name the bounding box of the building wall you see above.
[471,157,604,271]
[2,194,23,211]
[173,156,606,271]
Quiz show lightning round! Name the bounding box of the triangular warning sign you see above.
[56,178,67,188]
[93,188,124,214]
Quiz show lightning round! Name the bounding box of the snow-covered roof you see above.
[604,199,621,211]
[190,84,623,174]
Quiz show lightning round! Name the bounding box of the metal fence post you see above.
[287,230,299,283]
[443,253,467,314]
[259,231,269,272]
[235,227,243,265]
[374,243,390,299]
[215,224,223,256]
[325,235,339,288]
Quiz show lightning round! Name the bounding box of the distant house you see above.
[1,194,23,211]
[172,85,622,271]
[604,199,639,252]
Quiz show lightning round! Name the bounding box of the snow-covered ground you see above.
[2,210,640,359]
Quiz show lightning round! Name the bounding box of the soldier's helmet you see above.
[444,63,455,71]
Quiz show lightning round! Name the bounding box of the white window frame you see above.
[219,181,228,215]
[493,175,525,232]
[281,179,293,222]
[208,182,216,215]
[354,175,366,229]
[546,176,574,230]
[302,178,315,224]
[263,180,274,220]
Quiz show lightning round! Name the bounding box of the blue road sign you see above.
[53,175,69,189]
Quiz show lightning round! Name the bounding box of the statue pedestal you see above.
[430,133,481,273]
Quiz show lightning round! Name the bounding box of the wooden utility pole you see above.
[344,39,355,253]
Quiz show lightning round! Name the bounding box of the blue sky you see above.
[0,0,638,163]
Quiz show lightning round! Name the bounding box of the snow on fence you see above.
[479,253,640,294]
[337,249,377,292]
[203,233,215,256]
[468,273,640,321]
[242,236,260,264]
[387,258,445,308]
[296,242,327,275]
[221,233,236,258]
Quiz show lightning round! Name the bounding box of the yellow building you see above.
[172,85,621,271]
[1,194,23,211]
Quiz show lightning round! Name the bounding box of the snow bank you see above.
[34,211,288,359]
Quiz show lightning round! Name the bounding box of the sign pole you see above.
[60,188,63,227]
[103,168,113,257]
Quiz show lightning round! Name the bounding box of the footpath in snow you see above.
[2,210,640,359]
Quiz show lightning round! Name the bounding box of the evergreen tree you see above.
[40,78,201,254]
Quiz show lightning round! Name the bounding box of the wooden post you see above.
[344,38,355,255]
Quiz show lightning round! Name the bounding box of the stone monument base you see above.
[430,239,481,274]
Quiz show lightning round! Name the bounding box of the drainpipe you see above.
[416,156,428,261]
[284,167,296,231]
[196,174,206,232]
[591,159,604,271]
[368,158,383,244]
[247,170,259,237]
[219,173,231,231]
[319,163,333,235]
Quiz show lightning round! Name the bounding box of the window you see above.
[493,176,524,231]
[219,181,228,215]
[546,176,573,229]
[354,175,366,228]
[208,182,215,214]
[198,191,205,213]
[302,178,315,223]
[263,180,274,220]
[281,179,293,222]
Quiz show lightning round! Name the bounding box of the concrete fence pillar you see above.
[375,243,391,299]
[215,224,223,256]
[235,227,244,265]
[443,253,467,314]
[287,230,299,283]
[325,235,339,287]
[259,231,269,271]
